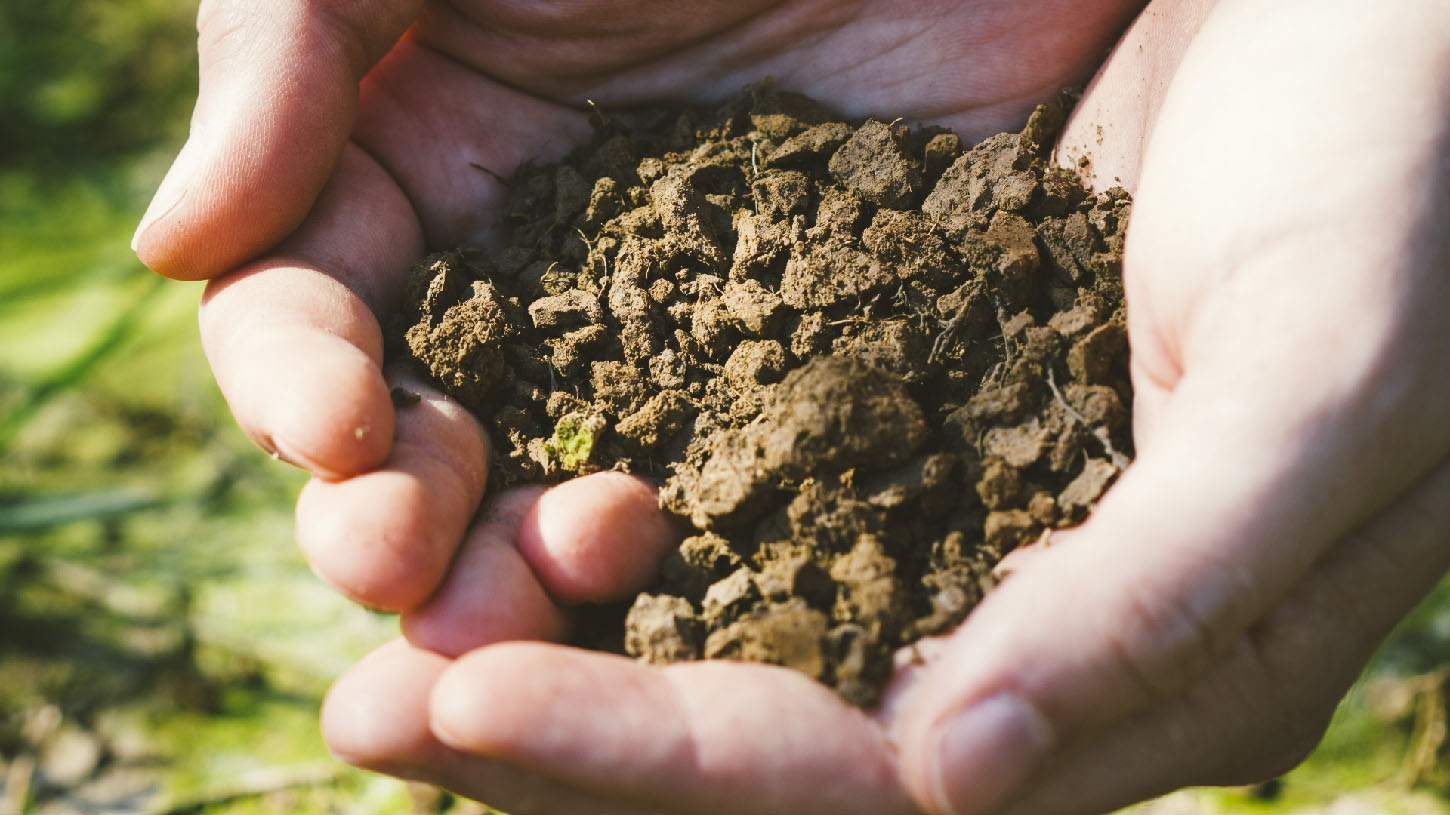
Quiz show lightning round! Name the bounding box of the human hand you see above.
[318,1,1450,814]
[140,0,1450,812]
[138,0,1142,614]
[890,2,1450,811]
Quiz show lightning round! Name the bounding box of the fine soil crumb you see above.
[392,85,1133,707]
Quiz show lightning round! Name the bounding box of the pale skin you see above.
[135,0,1450,812]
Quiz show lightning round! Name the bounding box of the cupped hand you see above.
[890,2,1450,811]
[142,0,1450,812]
[144,0,1142,612]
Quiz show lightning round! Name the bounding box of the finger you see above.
[400,487,571,656]
[898,328,1448,812]
[516,471,678,605]
[1054,0,1216,194]
[323,639,670,815]
[991,451,1450,815]
[200,143,423,479]
[427,643,915,815]
[134,0,422,280]
[402,472,677,655]
[296,369,488,612]
[895,392,1415,815]
[323,638,456,777]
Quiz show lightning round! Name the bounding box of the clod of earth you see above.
[393,85,1133,707]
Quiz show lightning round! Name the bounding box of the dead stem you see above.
[1047,367,1130,470]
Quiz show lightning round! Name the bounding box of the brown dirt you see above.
[391,86,1133,707]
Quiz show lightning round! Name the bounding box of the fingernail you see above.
[132,138,199,252]
[271,435,328,476]
[927,692,1055,814]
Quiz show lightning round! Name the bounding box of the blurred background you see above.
[1,2,1447,813]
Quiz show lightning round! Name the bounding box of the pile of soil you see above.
[393,86,1132,706]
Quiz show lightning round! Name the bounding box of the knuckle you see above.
[1206,712,1330,787]
[1103,576,1224,703]
[304,0,417,76]
[1189,634,1341,788]
[1100,549,1265,704]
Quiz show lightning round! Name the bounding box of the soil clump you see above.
[393,86,1133,706]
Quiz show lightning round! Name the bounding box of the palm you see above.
[265,3,1143,811]
[411,0,1125,119]
[358,0,1142,247]
[197,0,1145,627]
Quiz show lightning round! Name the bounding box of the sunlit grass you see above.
[0,167,415,814]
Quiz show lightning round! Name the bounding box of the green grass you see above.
[0,167,420,814]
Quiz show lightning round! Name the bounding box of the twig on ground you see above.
[1046,367,1130,470]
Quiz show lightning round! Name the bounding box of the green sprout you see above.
[544,412,606,471]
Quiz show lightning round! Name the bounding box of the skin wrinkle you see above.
[354,43,590,247]
[591,5,865,109]
[1098,553,1237,704]
[196,1,263,70]
[791,3,1140,129]
[391,434,484,512]
[999,655,1267,812]
[1200,641,1311,784]
[657,666,911,815]
[317,0,427,79]
[408,0,1140,123]
[956,0,1143,92]
[420,0,790,90]
[1225,629,1365,779]
[650,669,712,811]
[773,10,1036,120]
[354,47,473,245]
[1224,478,1450,785]
[331,140,427,309]
[815,19,1058,127]
[304,3,377,83]
[306,490,462,604]
[792,22,926,96]
[463,0,787,38]
[414,669,674,814]
[209,265,387,355]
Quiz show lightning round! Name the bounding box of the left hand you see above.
[321,1,1450,813]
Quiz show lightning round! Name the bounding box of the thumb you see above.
[133,0,421,280]
[896,362,1436,814]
